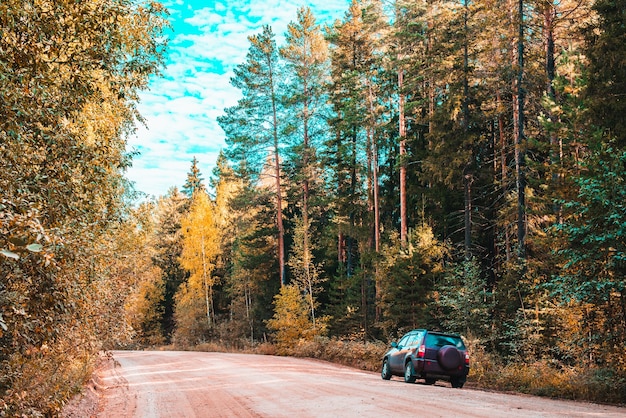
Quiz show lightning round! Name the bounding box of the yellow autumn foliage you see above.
[266,285,328,353]
[176,191,221,342]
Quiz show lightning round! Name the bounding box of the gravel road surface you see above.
[95,350,625,417]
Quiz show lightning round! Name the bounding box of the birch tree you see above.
[178,191,221,333]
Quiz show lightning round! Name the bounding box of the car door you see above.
[388,333,412,373]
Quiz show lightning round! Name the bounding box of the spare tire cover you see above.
[437,345,463,370]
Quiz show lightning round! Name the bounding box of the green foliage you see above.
[211,166,280,343]
[551,147,626,369]
[152,189,189,341]
[555,148,626,303]
[326,265,369,338]
[182,156,206,198]
[584,0,626,147]
[378,226,448,335]
[435,258,494,339]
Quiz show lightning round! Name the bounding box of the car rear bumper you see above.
[414,358,469,378]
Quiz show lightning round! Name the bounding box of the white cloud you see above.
[128,0,350,198]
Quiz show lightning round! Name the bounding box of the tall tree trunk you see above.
[272,100,286,286]
[398,68,408,248]
[373,134,382,322]
[464,174,472,259]
[201,236,211,327]
[497,91,512,261]
[543,3,562,219]
[347,125,358,276]
[514,0,527,259]
[368,82,380,253]
[372,135,380,253]
[367,124,374,250]
[338,231,345,264]
[462,0,472,260]
[368,81,381,322]
[302,73,316,327]
[303,78,310,285]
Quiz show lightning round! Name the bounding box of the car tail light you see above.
[417,344,425,358]
[464,352,470,365]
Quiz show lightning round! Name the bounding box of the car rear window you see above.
[425,333,465,349]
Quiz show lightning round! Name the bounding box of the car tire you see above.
[424,378,436,385]
[381,359,392,380]
[451,377,465,388]
[404,361,417,383]
[437,345,463,370]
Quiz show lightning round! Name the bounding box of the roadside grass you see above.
[274,337,387,372]
[4,348,96,417]
[461,340,626,405]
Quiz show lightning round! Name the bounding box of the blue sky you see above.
[126,0,351,198]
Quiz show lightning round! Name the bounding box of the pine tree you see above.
[392,0,424,247]
[323,1,390,335]
[281,5,329,271]
[182,156,206,197]
[325,0,377,275]
[414,0,486,260]
[584,0,626,148]
[227,182,280,342]
[218,25,288,286]
[153,188,189,341]
[554,147,626,369]
[280,7,330,315]
[378,226,448,334]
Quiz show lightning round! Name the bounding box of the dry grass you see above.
[279,337,387,371]
[177,337,387,372]
[464,340,626,404]
[2,349,96,416]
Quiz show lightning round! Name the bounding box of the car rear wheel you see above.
[404,361,416,383]
[450,377,465,388]
[381,359,392,380]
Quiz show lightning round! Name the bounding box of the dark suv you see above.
[381,329,469,388]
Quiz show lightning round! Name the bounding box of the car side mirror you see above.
[391,342,398,348]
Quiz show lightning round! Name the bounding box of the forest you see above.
[1,0,626,415]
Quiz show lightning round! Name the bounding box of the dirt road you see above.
[95,350,624,417]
